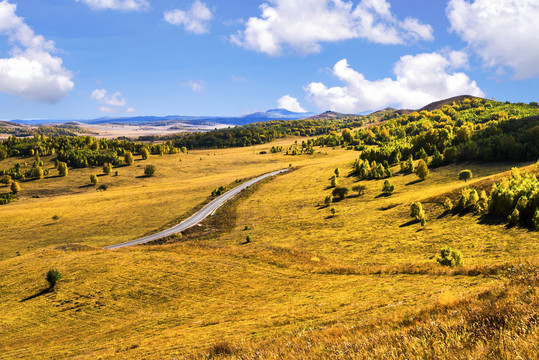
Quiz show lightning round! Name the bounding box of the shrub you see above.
[458,169,473,182]
[330,207,337,216]
[140,147,150,160]
[1,175,11,185]
[443,198,453,212]
[330,176,338,188]
[332,186,349,199]
[410,202,425,221]
[57,162,68,176]
[103,162,112,175]
[324,195,332,206]
[436,247,463,267]
[46,268,62,289]
[144,165,156,177]
[90,174,98,185]
[415,159,429,180]
[533,210,539,231]
[124,151,134,165]
[382,180,395,195]
[114,170,119,176]
[10,181,20,194]
[97,184,109,191]
[52,215,59,222]
[245,235,251,244]
[334,168,340,177]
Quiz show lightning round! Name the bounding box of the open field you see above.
[1,139,538,359]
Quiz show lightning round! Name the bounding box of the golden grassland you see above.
[0,137,538,359]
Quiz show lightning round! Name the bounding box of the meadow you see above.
[0,135,538,359]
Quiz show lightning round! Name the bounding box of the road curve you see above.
[105,168,289,250]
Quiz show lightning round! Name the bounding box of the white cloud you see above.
[306,52,484,113]
[164,0,213,34]
[277,95,306,112]
[97,106,117,113]
[231,0,433,55]
[91,88,127,106]
[181,80,205,92]
[0,1,74,103]
[447,0,539,79]
[126,107,136,113]
[75,0,149,11]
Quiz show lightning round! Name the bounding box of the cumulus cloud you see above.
[277,95,307,112]
[181,80,205,92]
[231,0,433,55]
[306,52,484,113]
[0,1,74,103]
[164,0,213,34]
[75,0,149,11]
[447,0,539,79]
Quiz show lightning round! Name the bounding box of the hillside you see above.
[1,96,539,359]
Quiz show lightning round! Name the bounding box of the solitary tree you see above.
[332,186,349,200]
[330,176,338,188]
[124,151,134,165]
[330,207,337,217]
[90,174,98,185]
[351,184,367,196]
[324,195,332,207]
[46,269,62,290]
[140,147,150,160]
[144,165,156,177]
[415,159,429,180]
[334,168,340,177]
[57,162,68,176]
[103,162,112,175]
[458,169,473,182]
[382,180,395,195]
[410,202,425,221]
[10,181,20,194]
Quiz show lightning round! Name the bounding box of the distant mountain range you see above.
[10,108,317,127]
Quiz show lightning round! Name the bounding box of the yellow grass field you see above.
[0,138,538,359]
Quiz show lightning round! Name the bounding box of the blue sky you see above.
[0,0,538,120]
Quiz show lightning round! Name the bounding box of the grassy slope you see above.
[0,139,538,359]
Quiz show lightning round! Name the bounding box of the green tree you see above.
[57,162,68,177]
[103,162,112,175]
[458,169,473,182]
[415,159,429,180]
[124,151,134,165]
[46,269,62,290]
[90,174,98,185]
[334,168,340,177]
[332,186,349,200]
[410,202,425,221]
[330,176,338,188]
[144,165,156,177]
[324,195,332,207]
[10,181,20,194]
[382,180,395,195]
[436,247,463,267]
[1,175,12,185]
[140,147,150,160]
[443,198,453,212]
[351,184,367,196]
[330,206,337,217]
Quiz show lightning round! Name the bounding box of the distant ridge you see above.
[307,111,353,120]
[10,108,316,127]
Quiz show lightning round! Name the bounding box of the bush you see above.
[57,162,68,176]
[382,180,395,195]
[124,151,134,165]
[97,184,109,191]
[324,195,332,206]
[443,198,453,212]
[90,174,98,185]
[458,169,473,182]
[332,186,349,199]
[415,159,429,180]
[436,247,463,267]
[46,268,62,289]
[144,165,156,177]
[10,181,20,194]
[410,202,425,221]
[103,162,112,175]
[330,206,337,216]
[140,147,150,160]
[1,174,11,185]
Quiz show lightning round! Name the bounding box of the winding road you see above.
[105,168,289,250]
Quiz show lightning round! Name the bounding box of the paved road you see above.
[105,168,289,250]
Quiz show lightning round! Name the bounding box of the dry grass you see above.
[0,140,538,359]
